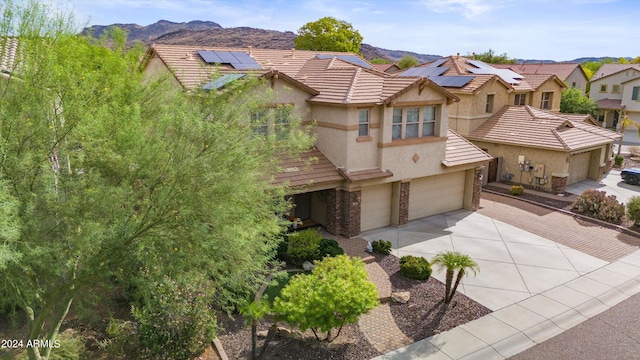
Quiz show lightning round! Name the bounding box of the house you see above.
[373,63,401,74]
[142,45,491,236]
[397,55,566,136]
[589,64,640,129]
[467,106,620,192]
[494,62,589,94]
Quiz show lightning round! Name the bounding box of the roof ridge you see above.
[345,68,360,103]
[551,128,570,150]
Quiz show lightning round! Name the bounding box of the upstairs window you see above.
[250,104,293,139]
[358,109,370,137]
[600,84,607,93]
[540,92,553,110]
[514,93,526,106]
[632,86,640,101]
[392,106,439,140]
[250,109,268,137]
[612,84,621,94]
[275,105,292,140]
[486,94,495,113]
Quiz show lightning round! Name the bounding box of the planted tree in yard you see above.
[273,255,378,342]
[0,1,312,359]
[560,87,596,115]
[431,251,479,305]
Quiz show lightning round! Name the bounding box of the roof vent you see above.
[291,48,295,58]
[248,46,252,56]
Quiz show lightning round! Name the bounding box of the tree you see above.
[0,1,312,359]
[471,49,515,64]
[560,87,596,114]
[370,57,391,64]
[431,251,479,304]
[397,55,419,69]
[273,255,378,342]
[294,17,363,53]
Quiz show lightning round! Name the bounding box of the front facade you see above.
[143,45,491,236]
[589,64,640,128]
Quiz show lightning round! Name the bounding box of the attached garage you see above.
[568,151,591,185]
[360,183,392,231]
[409,172,465,221]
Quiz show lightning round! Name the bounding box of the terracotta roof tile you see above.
[338,167,393,182]
[596,98,624,110]
[442,129,493,167]
[467,105,620,151]
[1,38,19,74]
[592,64,640,81]
[493,62,583,81]
[274,147,344,187]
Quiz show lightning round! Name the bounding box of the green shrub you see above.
[399,255,432,280]
[509,185,524,196]
[287,229,322,266]
[627,196,640,225]
[318,238,345,258]
[572,189,625,224]
[615,155,624,166]
[371,239,392,255]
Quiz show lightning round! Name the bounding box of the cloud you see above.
[417,0,503,19]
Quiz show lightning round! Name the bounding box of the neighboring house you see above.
[467,106,620,192]
[494,62,589,94]
[397,55,566,136]
[373,63,401,74]
[143,45,491,236]
[589,64,640,128]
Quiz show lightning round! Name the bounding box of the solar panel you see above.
[427,58,447,68]
[467,68,522,84]
[398,66,448,77]
[203,73,246,90]
[315,54,373,69]
[466,59,493,69]
[429,76,474,88]
[197,50,262,70]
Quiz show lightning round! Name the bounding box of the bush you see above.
[318,238,345,258]
[509,185,524,196]
[399,255,432,280]
[572,189,625,224]
[614,155,624,166]
[287,229,322,266]
[627,196,640,225]
[371,239,392,255]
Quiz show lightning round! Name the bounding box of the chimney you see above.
[291,48,295,58]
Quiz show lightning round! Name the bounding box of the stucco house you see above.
[494,62,589,94]
[142,45,491,236]
[397,55,566,136]
[467,106,620,192]
[589,64,640,128]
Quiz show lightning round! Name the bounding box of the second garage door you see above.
[568,152,591,185]
[409,172,465,221]
[360,183,392,231]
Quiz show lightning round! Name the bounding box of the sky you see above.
[62,0,640,62]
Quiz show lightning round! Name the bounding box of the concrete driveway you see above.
[566,168,640,204]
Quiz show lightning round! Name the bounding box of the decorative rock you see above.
[302,261,315,271]
[391,291,411,304]
[276,326,292,335]
[256,330,269,338]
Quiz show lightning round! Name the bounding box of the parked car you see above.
[621,168,640,185]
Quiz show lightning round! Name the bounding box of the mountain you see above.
[82,19,222,44]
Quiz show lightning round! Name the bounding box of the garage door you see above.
[361,183,392,231]
[568,152,591,185]
[409,172,465,221]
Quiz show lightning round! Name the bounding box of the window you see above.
[358,109,370,137]
[514,93,526,106]
[486,94,495,113]
[633,86,640,101]
[572,82,576,88]
[612,84,621,93]
[422,106,436,136]
[600,84,607,93]
[250,104,292,138]
[392,106,438,140]
[540,92,553,110]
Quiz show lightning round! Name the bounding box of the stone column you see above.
[471,166,484,210]
[399,181,410,225]
[341,190,361,237]
[551,174,568,193]
[325,189,342,235]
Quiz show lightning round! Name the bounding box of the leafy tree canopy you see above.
[560,87,597,115]
[294,16,363,53]
[397,55,419,69]
[370,57,391,64]
[470,49,516,64]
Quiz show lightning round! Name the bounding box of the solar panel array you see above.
[466,68,523,84]
[466,59,493,69]
[197,50,262,70]
[398,66,448,77]
[427,58,448,68]
[203,73,246,90]
[315,54,373,69]
[429,76,474,88]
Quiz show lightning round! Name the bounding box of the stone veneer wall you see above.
[551,175,568,193]
[399,182,410,226]
[325,189,361,237]
[325,189,342,235]
[472,166,484,210]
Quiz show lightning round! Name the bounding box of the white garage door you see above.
[568,152,591,185]
[409,172,465,220]
[361,183,392,231]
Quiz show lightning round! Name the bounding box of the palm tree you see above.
[431,251,480,304]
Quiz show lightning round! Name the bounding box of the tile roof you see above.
[338,167,393,182]
[596,98,624,110]
[493,62,583,81]
[442,129,493,167]
[467,105,620,151]
[511,73,564,92]
[591,64,640,81]
[0,38,19,74]
[274,147,344,187]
